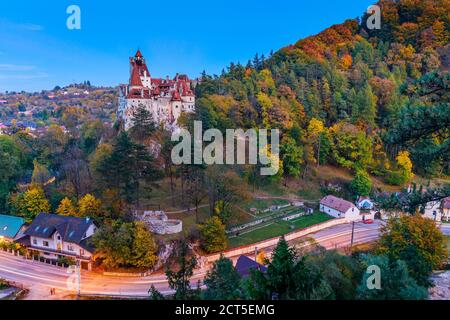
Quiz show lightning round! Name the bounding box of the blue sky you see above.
[0,0,375,92]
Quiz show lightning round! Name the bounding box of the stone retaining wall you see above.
[207,218,348,263]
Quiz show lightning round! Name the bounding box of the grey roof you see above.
[443,197,450,209]
[24,213,94,244]
[235,255,266,277]
[320,195,356,213]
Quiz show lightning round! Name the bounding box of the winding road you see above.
[0,220,389,299]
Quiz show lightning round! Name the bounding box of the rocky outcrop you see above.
[429,271,450,300]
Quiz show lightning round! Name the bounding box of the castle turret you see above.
[118,49,195,130]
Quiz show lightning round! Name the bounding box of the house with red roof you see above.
[320,195,360,220]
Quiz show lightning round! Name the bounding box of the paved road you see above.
[440,223,450,236]
[0,220,383,299]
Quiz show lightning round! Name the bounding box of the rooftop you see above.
[235,255,266,277]
[320,195,356,213]
[0,214,25,239]
[24,213,94,244]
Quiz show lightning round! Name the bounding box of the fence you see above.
[0,247,70,268]
[207,218,349,263]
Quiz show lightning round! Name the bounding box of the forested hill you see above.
[194,0,449,183]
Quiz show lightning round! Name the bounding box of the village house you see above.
[320,195,360,220]
[21,213,97,270]
[0,214,26,243]
[355,196,377,220]
[423,196,450,222]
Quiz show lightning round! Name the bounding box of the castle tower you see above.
[118,49,195,130]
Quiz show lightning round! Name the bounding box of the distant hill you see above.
[194,0,449,181]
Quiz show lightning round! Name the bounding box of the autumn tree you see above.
[11,187,51,222]
[93,221,158,269]
[378,215,448,287]
[307,118,325,168]
[78,194,103,218]
[387,150,414,185]
[199,216,227,253]
[56,197,77,216]
[131,222,158,268]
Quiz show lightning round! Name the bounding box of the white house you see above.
[320,195,360,221]
[23,213,97,270]
[355,196,375,210]
[423,196,450,222]
[355,196,376,220]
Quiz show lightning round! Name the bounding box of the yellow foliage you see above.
[307,118,325,136]
[56,197,77,216]
[396,150,413,173]
[340,53,353,69]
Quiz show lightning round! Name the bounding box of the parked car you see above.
[363,219,374,224]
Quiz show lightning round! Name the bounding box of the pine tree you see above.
[246,237,317,300]
[165,241,199,300]
[97,132,162,206]
[129,105,156,145]
[203,255,242,300]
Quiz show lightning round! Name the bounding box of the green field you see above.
[242,198,290,211]
[228,212,333,248]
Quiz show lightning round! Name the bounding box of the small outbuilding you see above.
[320,195,360,220]
[0,214,25,242]
[235,255,267,278]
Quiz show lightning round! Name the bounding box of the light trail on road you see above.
[0,220,393,299]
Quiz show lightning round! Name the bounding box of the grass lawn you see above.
[243,198,290,211]
[228,212,333,248]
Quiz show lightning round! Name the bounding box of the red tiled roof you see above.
[130,65,143,87]
[320,195,355,213]
[171,91,182,101]
[135,49,143,58]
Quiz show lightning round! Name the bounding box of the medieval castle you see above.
[118,50,195,130]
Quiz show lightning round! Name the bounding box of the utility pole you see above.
[76,259,81,298]
[317,134,321,168]
[350,221,355,248]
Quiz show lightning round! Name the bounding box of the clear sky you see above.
[0,0,375,92]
